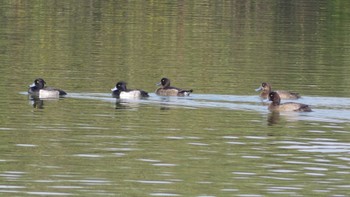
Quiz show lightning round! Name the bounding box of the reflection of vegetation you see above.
[1,1,350,96]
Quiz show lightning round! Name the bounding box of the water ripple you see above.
[61,92,350,124]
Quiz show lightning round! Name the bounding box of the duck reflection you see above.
[157,96,174,110]
[267,111,281,126]
[267,111,306,126]
[28,95,65,109]
[115,99,140,110]
[29,95,44,109]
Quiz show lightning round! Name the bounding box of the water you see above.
[1,1,350,196]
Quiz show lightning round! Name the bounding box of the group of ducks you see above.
[28,78,312,112]
[255,82,311,112]
[111,78,193,98]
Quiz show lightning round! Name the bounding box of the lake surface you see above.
[1,1,350,196]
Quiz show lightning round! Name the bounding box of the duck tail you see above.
[180,89,193,96]
[298,104,312,112]
[293,93,301,98]
[141,90,149,97]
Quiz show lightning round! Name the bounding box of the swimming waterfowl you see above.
[256,82,300,99]
[28,78,67,98]
[268,92,311,112]
[111,81,149,99]
[155,77,193,96]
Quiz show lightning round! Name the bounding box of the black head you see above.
[32,78,46,89]
[159,78,170,87]
[262,82,272,90]
[116,81,128,91]
[256,82,270,93]
[111,81,127,97]
[269,91,281,105]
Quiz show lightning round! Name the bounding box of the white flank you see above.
[39,89,59,99]
[120,91,141,99]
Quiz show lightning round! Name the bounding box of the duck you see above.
[28,78,67,99]
[155,77,193,96]
[268,91,311,112]
[111,81,149,99]
[256,82,300,99]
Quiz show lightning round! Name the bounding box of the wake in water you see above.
[20,92,350,123]
[62,92,350,123]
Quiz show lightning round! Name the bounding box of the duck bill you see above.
[156,82,161,86]
[111,87,118,91]
[255,86,263,92]
[29,83,36,88]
